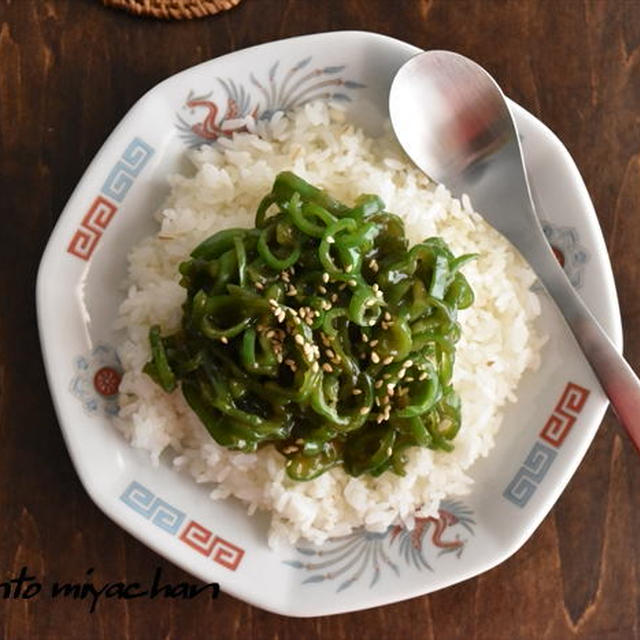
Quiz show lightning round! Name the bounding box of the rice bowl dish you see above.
[115,100,545,547]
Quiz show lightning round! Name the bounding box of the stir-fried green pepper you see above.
[144,172,476,481]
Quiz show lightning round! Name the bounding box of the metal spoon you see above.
[389,50,640,450]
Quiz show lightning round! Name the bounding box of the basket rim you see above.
[102,0,243,20]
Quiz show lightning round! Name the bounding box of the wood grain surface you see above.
[2,0,639,637]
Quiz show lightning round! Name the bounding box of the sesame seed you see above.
[352,389,362,395]
[383,373,391,380]
[371,351,380,364]
[372,283,379,292]
[287,287,298,296]
[322,363,333,373]
[268,298,278,307]
[318,285,327,294]
[375,379,383,389]
[295,438,304,445]
[345,264,353,273]
[404,359,414,368]
[383,356,394,365]
[362,333,369,343]
[359,407,369,415]
[220,336,228,344]
[386,447,392,456]
[331,293,338,303]
[255,282,264,290]
[322,272,330,283]
[369,340,379,347]
[384,312,391,321]
[326,236,335,244]
[406,376,415,382]
[386,383,394,394]
[282,445,299,454]
[419,372,428,380]
[312,362,319,372]
[348,279,357,287]
[295,334,304,345]
[326,349,335,359]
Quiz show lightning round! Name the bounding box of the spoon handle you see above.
[525,227,640,451]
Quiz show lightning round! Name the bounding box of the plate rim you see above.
[35,29,622,617]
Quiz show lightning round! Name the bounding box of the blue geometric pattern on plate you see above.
[101,137,155,202]
[120,481,186,534]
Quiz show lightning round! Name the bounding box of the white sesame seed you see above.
[348,279,357,287]
[322,363,333,373]
[359,407,369,415]
[404,359,414,368]
[386,447,392,456]
[384,312,392,321]
[255,282,264,290]
[345,264,353,273]
[322,272,330,283]
[383,356,394,365]
[295,334,304,345]
[375,379,383,389]
[326,236,335,244]
[318,285,327,294]
[220,336,228,344]
[369,340,379,347]
[362,333,369,343]
[419,372,428,380]
[352,389,362,395]
[371,351,380,364]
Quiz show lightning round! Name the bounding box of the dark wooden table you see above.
[3,0,639,637]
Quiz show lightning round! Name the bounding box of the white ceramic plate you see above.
[36,31,622,617]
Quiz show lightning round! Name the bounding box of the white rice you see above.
[115,101,544,548]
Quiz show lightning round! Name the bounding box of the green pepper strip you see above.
[393,358,442,418]
[319,219,359,277]
[287,193,337,238]
[271,171,350,217]
[145,325,176,392]
[285,442,342,481]
[257,224,301,270]
[348,284,383,327]
[240,327,279,376]
[234,235,247,287]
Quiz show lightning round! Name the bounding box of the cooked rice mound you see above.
[115,101,544,547]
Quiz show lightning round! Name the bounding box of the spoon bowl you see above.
[389,50,640,452]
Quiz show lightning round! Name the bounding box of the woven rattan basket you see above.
[102,0,243,19]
